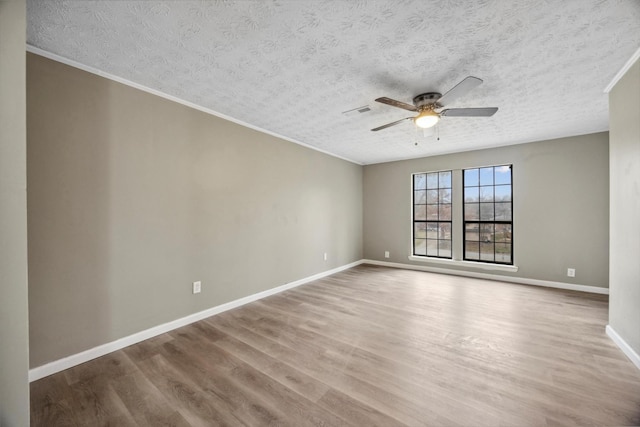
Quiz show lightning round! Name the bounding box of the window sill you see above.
[408,255,519,272]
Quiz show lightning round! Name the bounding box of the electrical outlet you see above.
[192,281,201,294]
[567,268,575,278]
[323,252,328,261]
[384,251,390,258]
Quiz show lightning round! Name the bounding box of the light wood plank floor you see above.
[31,265,640,426]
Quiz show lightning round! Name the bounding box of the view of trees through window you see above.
[463,165,513,264]
[413,170,452,258]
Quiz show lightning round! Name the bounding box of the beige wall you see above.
[0,0,30,425]
[363,133,609,288]
[609,57,640,354]
[27,53,363,367]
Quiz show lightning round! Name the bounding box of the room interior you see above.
[2,1,640,425]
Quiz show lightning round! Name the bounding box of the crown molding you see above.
[604,46,640,93]
[26,45,363,166]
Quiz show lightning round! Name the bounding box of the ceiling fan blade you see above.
[437,76,483,106]
[375,97,417,112]
[440,107,498,117]
[371,117,413,131]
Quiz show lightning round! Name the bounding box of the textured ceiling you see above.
[27,0,640,164]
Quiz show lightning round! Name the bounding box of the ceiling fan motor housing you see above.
[413,92,442,109]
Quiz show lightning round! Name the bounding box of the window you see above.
[463,165,513,264]
[413,170,452,258]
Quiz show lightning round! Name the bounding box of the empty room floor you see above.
[30,265,640,426]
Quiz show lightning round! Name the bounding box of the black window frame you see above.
[462,165,513,265]
[412,170,453,259]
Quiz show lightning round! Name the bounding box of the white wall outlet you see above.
[567,268,575,278]
[323,252,328,261]
[192,281,201,294]
[384,251,390,258]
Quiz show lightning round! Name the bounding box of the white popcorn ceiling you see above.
[27,0,640,165]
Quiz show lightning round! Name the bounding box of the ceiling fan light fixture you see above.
[414,110,440,129]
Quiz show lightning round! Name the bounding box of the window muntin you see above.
[413,170,452,258]
[463,165,513,264]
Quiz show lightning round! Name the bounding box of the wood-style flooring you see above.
[30,265,640,426]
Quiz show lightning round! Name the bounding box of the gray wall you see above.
[363,133,609,288]
[27,53,363,367]
[609,57,640,354]
[0,0,30,425]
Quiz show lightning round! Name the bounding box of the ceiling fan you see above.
[372,76,498,132]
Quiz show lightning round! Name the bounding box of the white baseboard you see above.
[30,258,609,382]
[606,325,640,371]
[362,259,609,295]
[29,260,364,382]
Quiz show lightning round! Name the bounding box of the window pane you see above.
[480,167,494,185]
[464,168,479,186]
[480,242,494,261]
[439,188,451,204]
[494,165,511,185]
[439,171,452,188]
[465,203,479,220]
[480,223,494,242]
[480,186,494,202]
[465,241,480,260]
[426,239,438,256]
[439,222,452,239]
[426,173,439,189]
[464,187,479,202]
[463,164,513,265]
[465,223,479,241]
[495,185,511,201]
[495,224,512,242]
[438,240,452,258]
[495,243,511,263]
[413,169,452,259]
[480,203,494,221]
[495,203,512,221]
[427,205,439,220]
[439,204,451,221]
[426,222,439,239]
[414,174,426,190]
